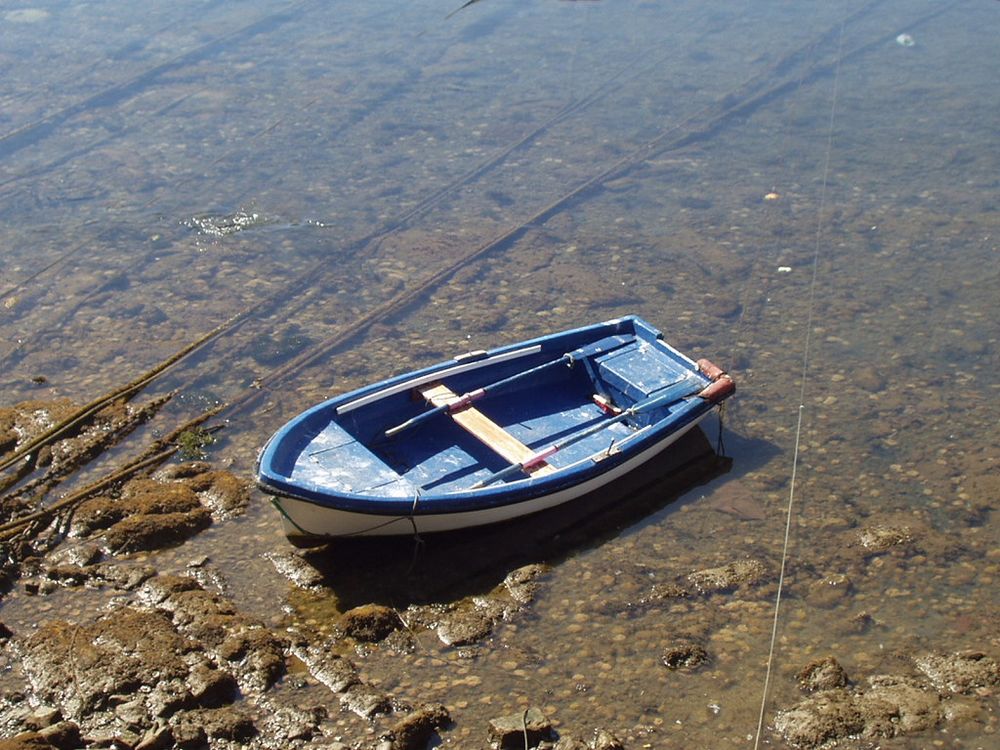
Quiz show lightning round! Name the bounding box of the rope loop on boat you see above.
[405,489,426,573]
[715,401,728,457]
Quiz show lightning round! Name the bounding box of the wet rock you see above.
[13,590,277,743]
[773,689,864,749]
[88,561,157,591]
[169,718,206,749]
[122,478,203,515]
[181,470,251,516]
[72,496,127,535]
[40,564,90,587]
[591,729,625,750]
[72,470,244,546]
[340,683,392,719]
[257,705,325,742]
[661,642,710,671]
[341,604,402,642]
[187,663,238,707]
[36,722,80,750]
[551,736,588,750]
[0,400,76,451]
[103,508,212,554]
[0,732,58,750]
[798,657,849,692]
[381,703,450,749]
[860,675,941,735]
[776,670,951,747]
[45,542,101,568]
[295,645,361,692]
[154,461,213,480]
[687,558,766,593]
[436,606,495,646]
[147,679,191,719]
[639,582,689,605]
[172,706,255,743]
[504,563,547,604]
[19,608,195,720]
[266,550,325,589]
[134,722,173,750]
[940,696,984,724]
[0,621,12,640]
[914,651,1000,694]
[139,573,202,604]
[152,581,286,693]
[22,708,61,731]
[488,707,553,749]
[83,724,142,747]
[217,626,286,693]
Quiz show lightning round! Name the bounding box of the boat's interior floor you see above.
[288,336,700,497]
[383,382,633,492]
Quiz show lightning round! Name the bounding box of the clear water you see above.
[1,1,997,747]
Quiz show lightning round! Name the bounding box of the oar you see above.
[470,373,703,489]
[383,334,633,439]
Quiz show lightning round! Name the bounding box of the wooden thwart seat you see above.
[417,382,557,477]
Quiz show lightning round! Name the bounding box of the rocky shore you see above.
[2,392,998,749]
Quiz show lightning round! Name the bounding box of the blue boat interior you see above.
[266,319,710,500]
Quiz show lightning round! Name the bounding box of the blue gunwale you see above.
[256,315,721,516]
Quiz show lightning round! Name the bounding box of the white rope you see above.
[752,19,846,750]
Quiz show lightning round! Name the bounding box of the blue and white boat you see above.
[256,315,734,541]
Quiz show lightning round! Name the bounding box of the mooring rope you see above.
[752,19,846,750]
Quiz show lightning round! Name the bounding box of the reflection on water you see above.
[1,0,997,747]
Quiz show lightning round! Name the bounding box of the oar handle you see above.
[470,372,704,488]
[383,334,635,440]
[384,402,448,438]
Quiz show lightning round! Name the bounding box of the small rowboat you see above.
[256,316,734,541]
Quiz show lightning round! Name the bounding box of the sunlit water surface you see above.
[1,0,997,747]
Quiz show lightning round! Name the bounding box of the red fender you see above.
[697,376,735,403]
[697,358,726,381]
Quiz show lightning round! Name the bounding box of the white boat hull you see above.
[273,414,708,539]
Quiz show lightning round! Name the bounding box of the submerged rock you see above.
[591,729,625,750]
[340,604,402,643]
[687,558,767,593]
[488,707,553,749]
[380,703,450,749]
[914,651,1000,694]
[798,657,850,692]
[773,665,972,747]
[774,689,864,748]
[857,524,912,554]
[858,675,941,735]
[804,573,852,608]
[661,642,710,671]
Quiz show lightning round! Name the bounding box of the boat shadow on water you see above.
[294,424,775,610]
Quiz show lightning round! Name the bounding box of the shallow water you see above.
[1,0,997,747]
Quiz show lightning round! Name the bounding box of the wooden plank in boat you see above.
[417,382,557,477]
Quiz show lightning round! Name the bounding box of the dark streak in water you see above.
[0,3,308,161]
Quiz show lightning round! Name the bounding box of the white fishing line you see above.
[752,17,846,750]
